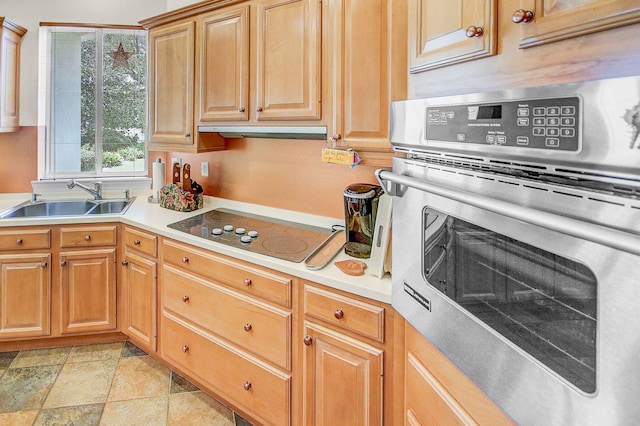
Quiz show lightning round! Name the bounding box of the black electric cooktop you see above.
[167,208,334,262]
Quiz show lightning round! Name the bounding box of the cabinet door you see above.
[198,5,250,122]
[123,251,157,352]
[0,20,26,132]
[148,20,195,147]
[255,0,321,120]
[0,254,51,339]
[60,249,116,334]
[409,0,496,72]
[517,0,640,48]
[302,322,383,425]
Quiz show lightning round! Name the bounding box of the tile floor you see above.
[0,341,253,426]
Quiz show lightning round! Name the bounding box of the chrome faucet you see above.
[67,180,102,200]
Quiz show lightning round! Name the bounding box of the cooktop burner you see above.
[167,208,334,262]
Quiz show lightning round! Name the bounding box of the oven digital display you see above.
[469,104,502,120]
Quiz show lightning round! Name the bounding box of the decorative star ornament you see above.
[109,42,133,69]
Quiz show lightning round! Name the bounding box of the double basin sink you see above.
[0,198,135,219]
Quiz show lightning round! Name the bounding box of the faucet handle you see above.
[31,193,42,202]
[124,189,130,199]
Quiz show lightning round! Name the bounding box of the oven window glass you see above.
[423,207,597,393]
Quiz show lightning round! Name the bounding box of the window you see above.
[39,24,147,179]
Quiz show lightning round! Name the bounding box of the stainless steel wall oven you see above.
[377,76,640,425]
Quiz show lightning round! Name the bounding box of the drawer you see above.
[123,226,157,257]
[161,315,291,426]
[304,285,385,343]
[0,229,51,250]
[162,265,291,370]
[60,225,117,247]
[162,239,292,308]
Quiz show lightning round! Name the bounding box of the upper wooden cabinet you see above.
[145,18,225,152]
[515,0,640,48]
[0,18,27,133]
[409,0,497,72]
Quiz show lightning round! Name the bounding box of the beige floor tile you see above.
[67,342,124,364]
[107,355,170,402]
[43,359,118,408]
[0,410,39,425]
[168,391,234,426]
[100,395,168,426]
[10,347,71,368]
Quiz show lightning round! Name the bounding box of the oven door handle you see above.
[376,169,640,256]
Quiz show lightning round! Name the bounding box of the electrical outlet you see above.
[171,157,182,167]
[201,161,209,177]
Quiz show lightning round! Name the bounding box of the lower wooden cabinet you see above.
[302,321,383,425]
[59,248,116,334]
[122,251,157,352]
[0,253,51,339]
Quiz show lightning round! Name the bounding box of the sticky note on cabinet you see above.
[322,148,361,167]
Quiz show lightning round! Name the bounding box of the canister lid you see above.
[343,183,379,199]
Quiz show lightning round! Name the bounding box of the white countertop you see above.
[0,192,392,303]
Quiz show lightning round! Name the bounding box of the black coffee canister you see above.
[343,183,381,258]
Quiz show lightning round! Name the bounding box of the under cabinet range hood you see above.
[198,125,327,140]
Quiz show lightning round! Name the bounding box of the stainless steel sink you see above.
[0,198,135,219]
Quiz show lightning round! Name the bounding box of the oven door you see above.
[379,163,640,425]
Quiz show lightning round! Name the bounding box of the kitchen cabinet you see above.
[145,18,225,152]
[121,226,157,353]
[325,0,407,166]
[59,226,117,334]
[159,237,294,425]
[514,0,640,48]
[302,283,398,425]
[0,18,26,133]
[409,0,497,73]
[404,321,514,425]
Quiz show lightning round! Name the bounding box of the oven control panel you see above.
[426,96,580,151]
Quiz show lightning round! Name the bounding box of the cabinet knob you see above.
[182,256,189,264]
[243,381,252,391]
[244,323,252,332]
[134,239,141,245]
[512,9,534,24]
[244,278,252,286]
[41,261,48,268]
[334,309,344,320]
[60,259,67,266]
[257,107,263,112]
[84,235,91,241]
[185,132,191,138]
[182,344,189,353]
[16,238,23,245]
[239,107,245,112]
[303,335,313,346]
[327,134,342,143]
[121,260,128,266]
[182,294,190,302]
[465,26,484,38]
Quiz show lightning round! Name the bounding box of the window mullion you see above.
[95,29,104,172]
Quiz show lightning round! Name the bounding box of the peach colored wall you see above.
[0,127,38,192]
[150,138,383,219]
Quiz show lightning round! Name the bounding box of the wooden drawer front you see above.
[60,225,117,247]
[163,265,291,370]
[162,239,292,308]
[0,229,51,250]
[123,226,157,257]
[162,315,291,426]
[304,285,385,343]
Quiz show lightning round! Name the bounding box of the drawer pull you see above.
[334,309,344,320]
[244,278,252,286]
[303,335,313,346]
[182,256,189,263]
[244,323,252,332]
[16,238,23,245]
[134,239,141,245]
[41,261,48,268]
[121,260,129,266]
[84,235,91,241]
[60,260,67,266]
[243,381,252,391]
[182,295,190,302]
[182,344,189,353]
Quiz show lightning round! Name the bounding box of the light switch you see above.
[201,161,209,177]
